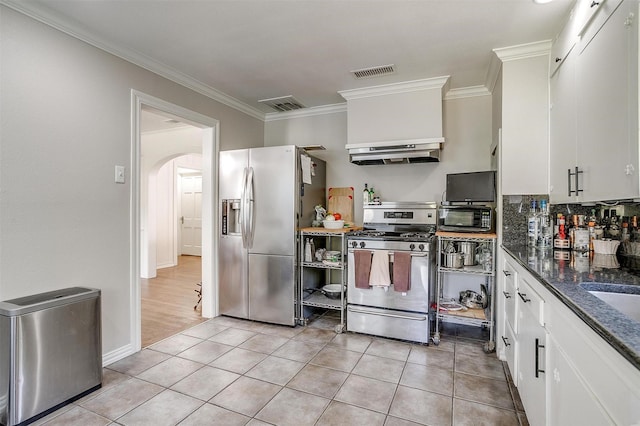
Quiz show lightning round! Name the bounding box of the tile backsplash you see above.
[500,195,635,245]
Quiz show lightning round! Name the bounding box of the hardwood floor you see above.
[141,255,206,347]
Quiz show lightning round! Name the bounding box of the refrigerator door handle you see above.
[240,167,249,248]
[246,166,255,248]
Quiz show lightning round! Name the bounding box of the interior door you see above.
[180,174,202,256]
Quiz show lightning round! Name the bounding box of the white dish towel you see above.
[369,250,391,287]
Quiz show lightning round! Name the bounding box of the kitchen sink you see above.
[580,283,640,322]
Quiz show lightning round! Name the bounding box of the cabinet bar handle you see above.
[535,338,545,378]
[590,1,600,7]
[568,167,584,196]
[502,270,511,276]
[502,336,511,347]
[555,57,562,63]
[574,166,583,195]
[503,291,511,299]
[518,292,531,303]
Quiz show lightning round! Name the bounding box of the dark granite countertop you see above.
[502,243,640,370]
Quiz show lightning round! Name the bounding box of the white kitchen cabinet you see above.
[496,45,550,195]
[502,258,518,333]
[549,0,623,77]
[501,249,640,425]
[549,8,579,76]
[549,49,577,204]
[499,256,519,383]
[550,0,639,203]
[515,275,547,426]
[547,336,613,426]
[578,0,624,42]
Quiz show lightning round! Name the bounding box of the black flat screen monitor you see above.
[445,170,496,203]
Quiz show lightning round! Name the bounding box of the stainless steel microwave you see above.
[438,205,494,233]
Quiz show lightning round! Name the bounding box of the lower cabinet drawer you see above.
[347,305,430,344]
[502,321,518,385]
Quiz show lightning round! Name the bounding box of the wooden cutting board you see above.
[328,187,354,224]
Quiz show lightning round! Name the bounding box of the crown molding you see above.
[1,0,267,121]
[338,76,450,100]
[493,40,552,62]
[444,85,491,100]
[264,103,347,122]
[484,52,503,94]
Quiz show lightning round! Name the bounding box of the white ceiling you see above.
[5,0,574,117]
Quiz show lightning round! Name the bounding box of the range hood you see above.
[339,76,449,166]
[346,138,444,165]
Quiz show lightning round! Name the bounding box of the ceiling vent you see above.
[351,64,395,79]
[258,95,306,112]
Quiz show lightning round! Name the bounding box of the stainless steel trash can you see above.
[0,287,102,426]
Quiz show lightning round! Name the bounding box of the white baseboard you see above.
[102,343,136,367]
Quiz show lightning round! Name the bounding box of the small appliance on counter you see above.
[438,170,496,233]
[438,205,494,233]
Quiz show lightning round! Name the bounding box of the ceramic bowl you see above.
[322,220,345,229]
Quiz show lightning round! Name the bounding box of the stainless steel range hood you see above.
[346,138,443,165]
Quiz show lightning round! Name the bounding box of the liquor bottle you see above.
[369,186,375,204]
[622,220,630,242]
[363,183,369,206]
[554,213,570,250]
[538,199,552,248]
[527,199,539,247]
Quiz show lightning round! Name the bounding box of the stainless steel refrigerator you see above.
[219,145,326,326]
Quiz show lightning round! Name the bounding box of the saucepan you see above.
[444,252,463,268]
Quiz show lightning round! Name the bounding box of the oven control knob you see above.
[409,243,415,250]
[351,241,358,248]
[359,242,366,248]
[419,244,425,251]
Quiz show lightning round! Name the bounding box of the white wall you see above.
[141,127,204,278]
[155,154,203,269]
[265,95,493,224]
[0,7,263,358]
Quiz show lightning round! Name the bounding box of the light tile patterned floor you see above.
[31,313,528,426]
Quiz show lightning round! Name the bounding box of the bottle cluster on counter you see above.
[525,200,640,259]
[362,183,380,206]
[527,199,553,248]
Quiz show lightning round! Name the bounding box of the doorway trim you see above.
[131,90,220,352]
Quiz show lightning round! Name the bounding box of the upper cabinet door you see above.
[498,47,550,196]
[576,0,638,202]
[550,0,638,204]
[549,51,578,204]
[550,13,579,76]
[577,0,623,43]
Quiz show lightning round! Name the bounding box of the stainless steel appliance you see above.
[346,202,437,343]
[437,205,494,233]
[219,145,326,326]
[0,287,102,426]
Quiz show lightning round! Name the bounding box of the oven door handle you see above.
[348,249,429,258]
[347,306,427,321]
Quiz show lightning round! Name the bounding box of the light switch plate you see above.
[115,165,125,184]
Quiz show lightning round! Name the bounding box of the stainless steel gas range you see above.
[346,202,437,344]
